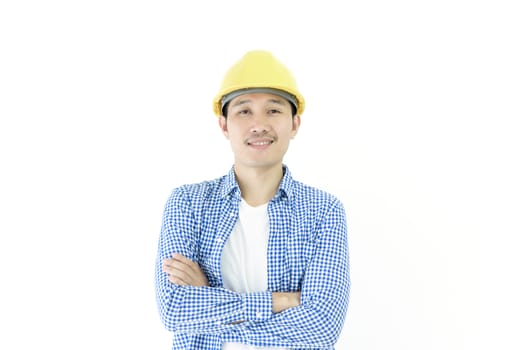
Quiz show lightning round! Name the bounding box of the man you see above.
[155,50,350,349]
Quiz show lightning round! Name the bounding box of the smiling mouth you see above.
[247,140,274,146]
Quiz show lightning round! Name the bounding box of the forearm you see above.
[242,285,350,348]
[158,252,301,334]
[156,262,274,333]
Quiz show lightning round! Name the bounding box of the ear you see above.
[291,115,301,138]
[218,116,229,139]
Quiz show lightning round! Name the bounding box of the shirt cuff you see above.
[242,291,272,322]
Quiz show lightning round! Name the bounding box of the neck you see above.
[234,164,284,207]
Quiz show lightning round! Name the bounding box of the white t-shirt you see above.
[221,199,286,350]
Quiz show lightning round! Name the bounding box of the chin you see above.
[237,159,282,169]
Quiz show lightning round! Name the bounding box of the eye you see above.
[236,109,251,116]
[268,109,282,115]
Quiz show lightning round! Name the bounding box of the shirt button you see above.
[256,311,262,318]
[229,212,235,217]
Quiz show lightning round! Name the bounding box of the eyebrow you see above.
[231,98,286,107]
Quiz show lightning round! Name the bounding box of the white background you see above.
[1,1,523,349]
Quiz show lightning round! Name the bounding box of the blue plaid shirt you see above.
[155,166,350,349]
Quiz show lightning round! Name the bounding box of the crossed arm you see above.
[162,253,301,314]
[155,188,350,348]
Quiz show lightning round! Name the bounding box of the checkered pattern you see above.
[155,166,350,349]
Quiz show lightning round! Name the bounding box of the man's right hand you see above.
[162,253,209,287]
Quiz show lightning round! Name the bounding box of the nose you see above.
[249,112,269,134]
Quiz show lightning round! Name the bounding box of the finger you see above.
[172,255,199,275]
[163,259,189,276]
[164,258,194,275]
[162,262,178,274]
[164,263,193,283]
[168,275,187,286]
[172,253,193,265]
[167,270,191,285]
[162,258,178,268]
[172,254,203,275]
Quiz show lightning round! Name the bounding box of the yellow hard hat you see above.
[212,50,305,117]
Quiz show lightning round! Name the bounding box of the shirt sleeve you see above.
[155,187,274,334]
[229,199,351,348]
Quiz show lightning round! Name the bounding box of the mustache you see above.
[244,132,277,144]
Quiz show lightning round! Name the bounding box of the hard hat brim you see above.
[213,86,305,117]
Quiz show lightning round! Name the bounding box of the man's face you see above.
[218,92,301,171]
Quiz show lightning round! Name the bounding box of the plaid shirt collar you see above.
[220,164,294,201]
